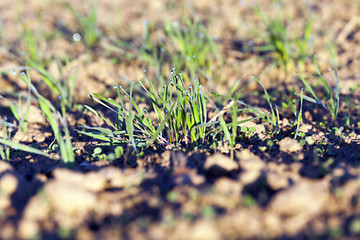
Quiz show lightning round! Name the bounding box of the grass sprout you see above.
[286,89,304,140]
[26,57,78,110]
[252,76,280,128]
[104,16,220,87]
[0,71,74,165]
[163,17,221,81]
[210,92,269,157]
[0,81,31,133]
[66,4,101,50]
[79,70,266,152]
[296,51,340,121]
[79,71,210,150]
[253,5,313,73]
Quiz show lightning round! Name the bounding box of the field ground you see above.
[0,0,360,239]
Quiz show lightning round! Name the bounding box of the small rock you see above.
[44,181,96,215]
[279,137,302,153]
[214,178,242,195]
[0,173,18,195]
[239,170,261,185]
[0,195,11,210]
[83,172,107,192]
[204,153,239,177]
[237,150,265,171]
[269,180,329,217]
[299,124,312,133]
[266,171,289,190]
[191,219,221,240]
[23,105,46,125]
[172,168,205,186]
[0,160,13,173]
[18,219,39,239]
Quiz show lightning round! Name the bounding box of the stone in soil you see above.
[204,153,239,177]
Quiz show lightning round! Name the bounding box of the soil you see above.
[0,0,360,239]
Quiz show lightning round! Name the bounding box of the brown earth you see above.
[0,0,360,239]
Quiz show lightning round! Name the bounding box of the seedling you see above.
[0,122,13,161]
[0,71,74,165]
[296,51,340,122]
[286,88,304,139]
[0,80,31,133]
[66,4,101,50]
[104,16,221,88]
[26,57,78,110]
[251,76,280,128]
[79,70,266,152]
[253,5,313,73]
[79,70,211,150]
[163,17,221,81]
[20,25,59,65]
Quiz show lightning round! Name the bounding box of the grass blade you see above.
[0,137,57,160]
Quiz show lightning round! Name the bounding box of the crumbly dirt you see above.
[1,0,360,239]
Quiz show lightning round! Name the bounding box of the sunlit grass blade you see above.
[296,71,328,110]
[252,76,277,126]
[294,88,303,140]
[126,81,136,152]
[328,45,340,120]
[147,101,176,147]
[0,137,57,160]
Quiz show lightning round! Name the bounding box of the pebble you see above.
[204,153,239,177]
[279,137,302,153]
[0,173,18,195]
[44,181,97,215]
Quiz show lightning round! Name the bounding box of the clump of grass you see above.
[0,79,31,133]
[0,71,74,165]
[209,91,268,158]
[104,16,220,87]
[79,70,265,152]
[252,4,313,73]
[162,17,221,81]
[251,76,280,129]
[286,89,304,139]
[80,70,210,150]
[66,4,101,50]
[296,51,340,122]
[20,25,60,66]
[0,121,15,161]
[26,57,78,110]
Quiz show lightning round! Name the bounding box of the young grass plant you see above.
[104,16,221,88]
[0,71,74,165]
[163,17,221,81]
[286,89,304,139]
[20,71,74,165]
[80,70,268,154]
[210,93,269,158]
[0,82,31,133]
[66,4,101,50]
[79,70,211,151]
[26,57,78,110]
[102,21,166,88]
[253,5,313,73]
[296,52,340,122]
[251,76,280,128]
[0,121,15,161]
